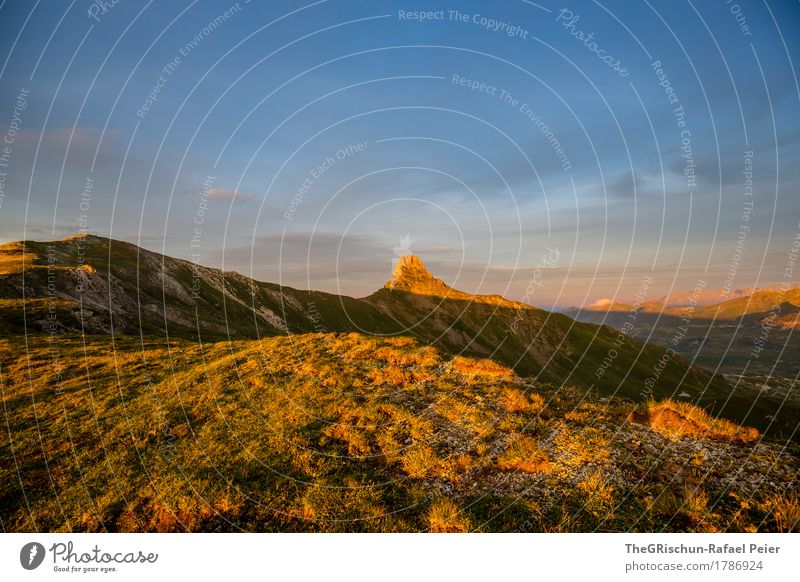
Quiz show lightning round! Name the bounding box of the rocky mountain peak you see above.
[384,255,450,294]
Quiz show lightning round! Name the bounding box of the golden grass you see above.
[554,426,610,466]
[683,486,710,519]
[451,355,514,379]
[497,435,550,473]
[631,399,760,443]
[577,469,615,519]
[0,244,91,275]
[401,445,439,477]
[499,387,545,414]
[769,494,800,532]
[0,249,36,274]
[0,331,791,533]
[428,498,471,532]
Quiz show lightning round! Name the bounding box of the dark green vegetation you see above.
[1,334,797,532]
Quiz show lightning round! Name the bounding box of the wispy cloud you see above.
[205,188,255,203]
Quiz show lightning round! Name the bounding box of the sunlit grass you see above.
[632,399,760,443]
[0,332,793,532]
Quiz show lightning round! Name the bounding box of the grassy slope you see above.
[0,236,402,338]
[2,236,734,408]
[1,333,797,533]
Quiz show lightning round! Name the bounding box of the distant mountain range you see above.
[573,286,800,321]
[0,234,796,436]
[565,286,800,380]
[658,285,797,309]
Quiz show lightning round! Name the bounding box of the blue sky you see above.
[0,0,798,306]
